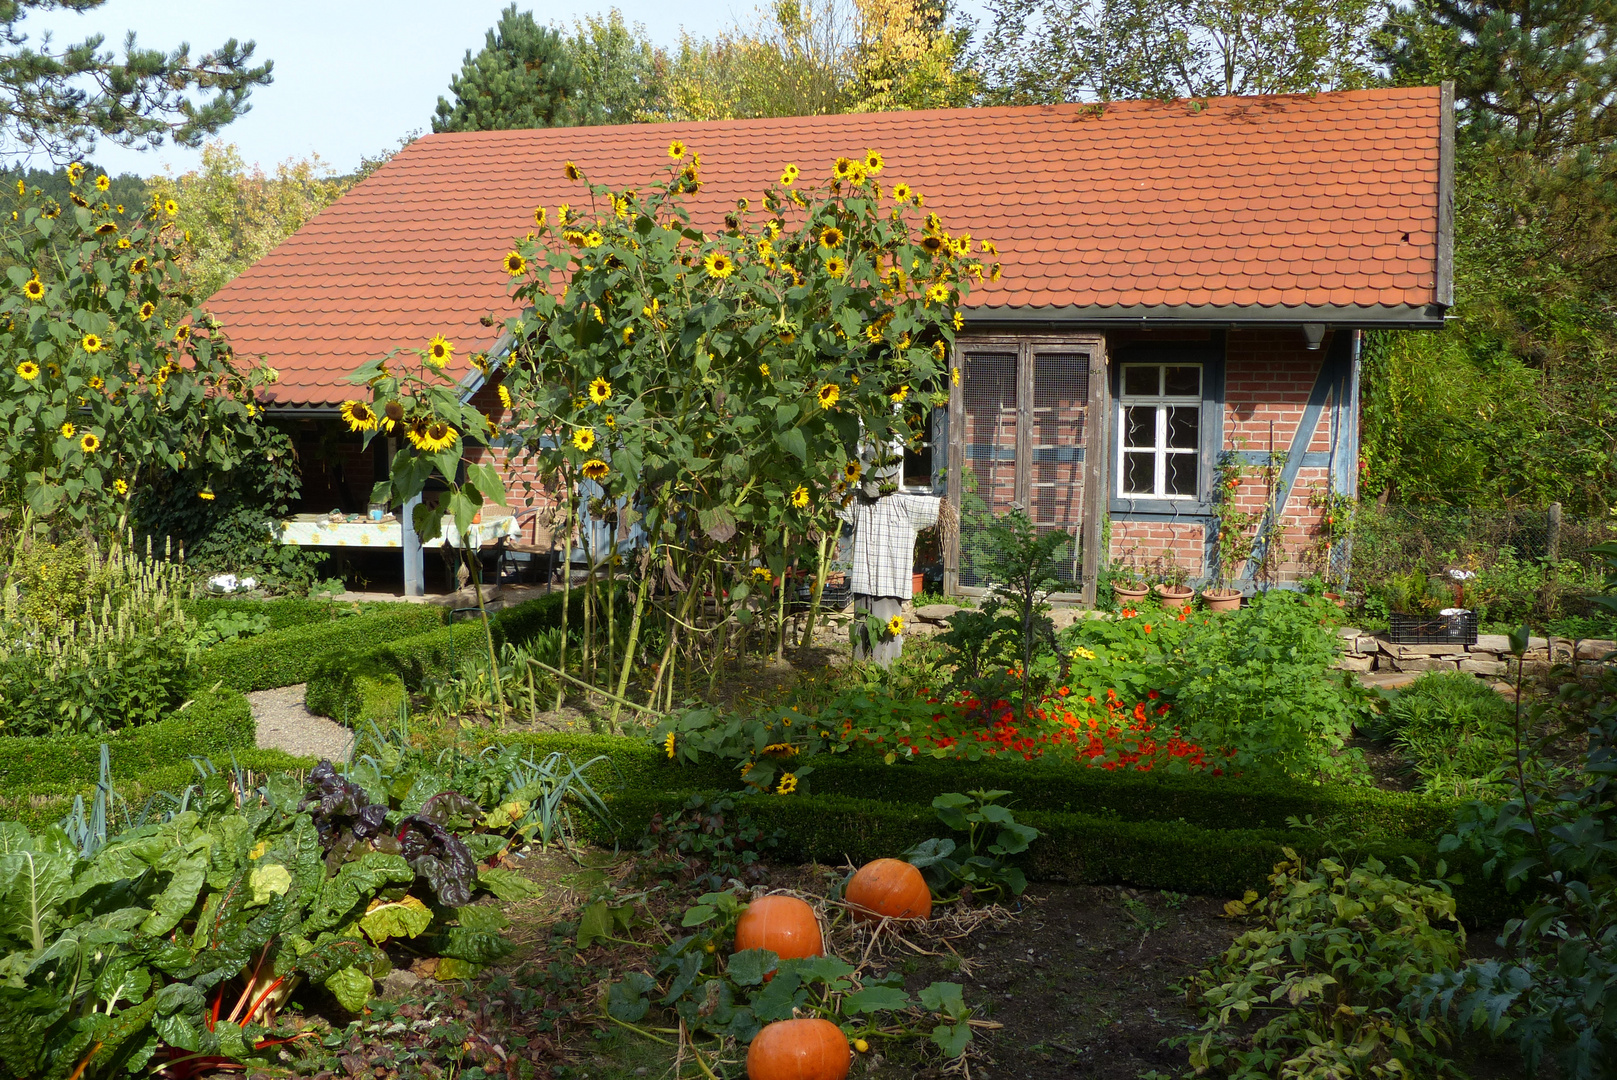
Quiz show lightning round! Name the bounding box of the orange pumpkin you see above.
[845,858,932,922]
[747,1018,850,1080]
[735,895,823,962]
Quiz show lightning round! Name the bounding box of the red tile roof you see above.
[206,88,1446,408]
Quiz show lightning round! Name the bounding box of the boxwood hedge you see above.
[191,605,447,693]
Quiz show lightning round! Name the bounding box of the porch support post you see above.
[402,494,424,597]
[1079,341,1108,606]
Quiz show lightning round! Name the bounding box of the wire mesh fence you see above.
[1346,503,1616,626]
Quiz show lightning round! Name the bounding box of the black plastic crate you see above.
[1389,610,1478,646]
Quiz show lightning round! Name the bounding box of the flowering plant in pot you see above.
[1203,451,1253,611]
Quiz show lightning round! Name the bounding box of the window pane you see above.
[1123,452,1155,495]
[1166,405,1200,449]
[1122,365,1159,396]
[1163,365,1201,396]
[1164,452,1198,496]
[1123,405,1156,448]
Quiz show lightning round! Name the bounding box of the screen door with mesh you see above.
[948,338,1103,597]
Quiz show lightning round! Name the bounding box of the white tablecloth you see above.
[272,517,401,548]
[425,515,522,549]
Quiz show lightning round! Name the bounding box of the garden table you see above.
[270,512,522,593]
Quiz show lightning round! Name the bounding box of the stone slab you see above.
[1475,634,1513,652]
[1357,671,1420,691]
[1392,657,1460,673]
[1334,654,1374,672]
[1459,658,1509,676]
[1577,639,1617,660]
[1378,641,1469,660]
[914,603,963,624]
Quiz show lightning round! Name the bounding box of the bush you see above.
[190,604,446,692]
[305,591,581,723]
[1187,849,1466,1077]
[0,685,258,793]
[1377,671,1517,796]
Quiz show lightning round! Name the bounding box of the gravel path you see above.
[247,684,355,763]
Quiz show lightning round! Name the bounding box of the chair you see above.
[496,505,562,587]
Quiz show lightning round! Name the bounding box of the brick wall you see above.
[1107,329,1342,585]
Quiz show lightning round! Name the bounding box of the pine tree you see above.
[432,5,584,132]
[1378,0,1617,154]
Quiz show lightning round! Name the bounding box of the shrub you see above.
[1377,671,1517,796]
[304,591,581,723]
[190,604,446,692]
[1187,849,1465,1078]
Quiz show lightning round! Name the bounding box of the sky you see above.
[21,0,750,179]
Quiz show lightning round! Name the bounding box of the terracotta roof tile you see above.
[205,87,1444,406]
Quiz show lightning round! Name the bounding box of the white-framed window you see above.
[1117,363,1202,499]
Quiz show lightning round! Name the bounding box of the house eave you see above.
[963,302,1448,331]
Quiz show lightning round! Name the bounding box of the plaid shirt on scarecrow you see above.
[836,493,940,598]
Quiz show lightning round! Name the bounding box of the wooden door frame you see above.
[945,332,1108,605]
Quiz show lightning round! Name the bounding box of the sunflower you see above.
[817,383,841,409]
[116,237,130,249]
[584,230,603,248]
[81,333,103,353]
[891,181,911,202]
[668,139,686,159]
[952,366,961,386]
[66,163,84,185]
[920,236,942,254]
[113,478,128,495]
[833,156,855,180]
[498,384,513,409]
[819,226,844,248]
[585,377,612,405]
[88,375,104,389]
[752,566,773,585]
[886,614,905,637]
[59,422,75,439]
[174,324,191,342]
[825,255,847,279]
[780,163,799,186]
[791,484,810,507]
[581,458,610,481]
[530,206,547,230]
[16,361,37,380]
[848,163,867,185]
[563,161,582,181]
[864,322,884,343]
[759,362,770,378]
[138,301,155,321]
[22,277,42,301]
[131,256,148,273]
[558,203,573,225]
[41,202,59,219]
[573,427,597,451]
[864,149,884,173]
[889,384,909,404]
[340,400,379,432]
[954,311,965,331]
[199,489,215,501]
[844,460,862,481]
[95,222,117,234]
[912,191,925,207]
[411,421,459,454]
[503,251,527,276]
[775,773,798,796]
[79,432,99,453]
[95,174,110,191]
[602,414,616,428]
[70,192,89,208]
[425,335,454,368]
[703,250,734,279]
[927,283,950,304]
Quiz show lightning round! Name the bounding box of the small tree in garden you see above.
[0,170,274,529]
[351,146,992,722]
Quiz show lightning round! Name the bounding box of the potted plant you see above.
[1110,562,1150,603]
[1202,450,1252,612]
[1151,557,1193,604]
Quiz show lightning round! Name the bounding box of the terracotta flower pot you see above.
[1324,591,1346,608]
[1155,585,1193,603]
[1201,589,1242,612]
[1112,583,1150,603]
[912,571,925,596]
